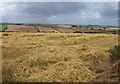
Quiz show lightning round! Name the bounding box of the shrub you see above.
[109,45,120,62]
[73,31,82,33]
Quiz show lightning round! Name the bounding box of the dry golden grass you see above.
[28,61,94,82]
[2,32,118,82]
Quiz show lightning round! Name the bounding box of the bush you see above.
[73,31,82,33]
[109,45,120,62]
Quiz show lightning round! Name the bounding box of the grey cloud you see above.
[89,2,118,18]
[1,2,118,26]
[17,2,117,19]
[2,2,117,18]
[17,2,87,17]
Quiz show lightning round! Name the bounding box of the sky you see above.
[0,2,118,26]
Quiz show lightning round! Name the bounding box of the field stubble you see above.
[2,32,118,82]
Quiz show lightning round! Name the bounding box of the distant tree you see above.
[90,28,94,30]
[103,27,106,30]
[71,25,77,27]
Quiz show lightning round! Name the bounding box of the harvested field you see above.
[2,32,119,82]
[53,27,75,33]
[2,24,119,34]
[5,25,38,32]
[35,26,58,33]
[106,27,119,30]
[72,28,114,34]
[72,28,98,33]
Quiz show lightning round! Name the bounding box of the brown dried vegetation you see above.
[2,32,118,82]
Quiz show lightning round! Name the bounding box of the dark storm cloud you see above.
[27,2,117,18]
[9,2,117,19]
[1,2,118,25]
[15,2,87,17]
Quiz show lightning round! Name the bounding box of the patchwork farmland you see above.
[0,24,119,34]
[35,26,58,33]
[5,25,38,32]
[1,24,120,82]
[53,27,75,33]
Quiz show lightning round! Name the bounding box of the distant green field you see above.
[0,24,7,32]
